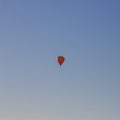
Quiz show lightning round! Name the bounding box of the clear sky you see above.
[0,0,120,120]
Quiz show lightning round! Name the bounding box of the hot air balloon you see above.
[56,56,65,66]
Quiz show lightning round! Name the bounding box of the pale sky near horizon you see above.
[0,0,120,120]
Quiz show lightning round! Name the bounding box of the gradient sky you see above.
[0,0,120,120]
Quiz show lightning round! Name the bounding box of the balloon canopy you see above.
[56,56,65,66]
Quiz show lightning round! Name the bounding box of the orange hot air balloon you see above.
[57,56,65,66]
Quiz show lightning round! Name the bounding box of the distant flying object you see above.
[56,56,65,66]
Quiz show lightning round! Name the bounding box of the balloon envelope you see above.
[56,56,65,66]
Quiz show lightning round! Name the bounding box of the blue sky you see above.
[0,0,120,120]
